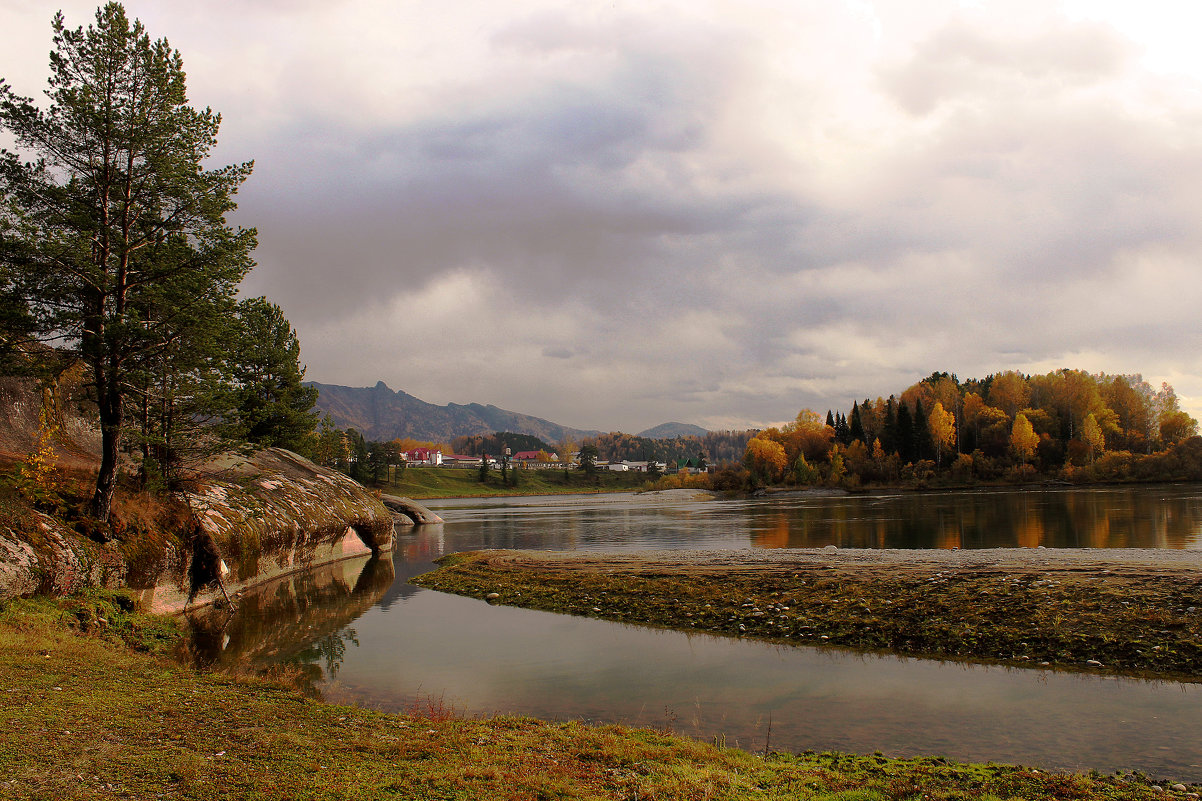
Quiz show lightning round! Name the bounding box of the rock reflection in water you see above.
[185,554,395,692]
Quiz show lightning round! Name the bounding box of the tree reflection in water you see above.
[296,627,360,681]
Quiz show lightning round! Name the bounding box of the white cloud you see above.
[5,0,1202,429]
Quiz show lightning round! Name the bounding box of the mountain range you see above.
[309,381,707,444]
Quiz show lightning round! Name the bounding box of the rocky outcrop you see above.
[380,494,444,525]
[131,448,396,614]
[0,368,402,610]
[0,512,126,603]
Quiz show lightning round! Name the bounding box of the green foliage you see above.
[578,443,599,475]
[0,3,256,519]
[792,454,821,485]
[224,297,319,451]
[452,431,550,456]
[583,430,753,467]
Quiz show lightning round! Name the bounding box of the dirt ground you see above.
[466,545,1202,580]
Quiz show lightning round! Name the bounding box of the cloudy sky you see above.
[5,0,1202,433]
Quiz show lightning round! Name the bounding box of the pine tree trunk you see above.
[93,387,122,523]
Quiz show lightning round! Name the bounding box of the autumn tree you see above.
[1160,411,1198,446]
[778,409,834,464]
[1099,374,1155,453]
[556,435,577,466]
[987,371,1030,418]
[0,4,255,520]
[1010,413,1039,464]
[928,401,956,467]
[1082,413,1105,462]
[743,435,787,484]
[1154,383,1199,446]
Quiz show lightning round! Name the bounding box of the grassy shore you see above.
[1,591,1189,800]
[383,466,654,499]
[412,548,1202,681]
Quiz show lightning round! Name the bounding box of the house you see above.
[674,457,707,474]
[403,448,442,466]
[511,450,560,468]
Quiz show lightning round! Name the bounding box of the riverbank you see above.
[413,547,1202,681]
[0,592,1190,800]
[382,465,655,499]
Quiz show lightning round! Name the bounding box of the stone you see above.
[485,592,501,600]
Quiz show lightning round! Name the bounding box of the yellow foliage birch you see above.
[1082,413,1105,461]
[1010,412,1039,464]
[928,402,956,466]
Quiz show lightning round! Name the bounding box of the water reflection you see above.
[187,553,394,683]
[189,486,1202,780]
[741,487,1202,550]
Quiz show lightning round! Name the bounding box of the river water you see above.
[189,485,1202,780]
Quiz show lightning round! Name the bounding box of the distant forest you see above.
[451,433,552,457]
[584,430,753,466]
[450,430,754,466]
[742,369,1201,488]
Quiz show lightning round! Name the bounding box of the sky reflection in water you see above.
[195,486,1202,780]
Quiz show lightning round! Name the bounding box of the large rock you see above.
[0,512,125,603]
[133,448,395,613]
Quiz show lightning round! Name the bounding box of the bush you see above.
[708,467,750,492]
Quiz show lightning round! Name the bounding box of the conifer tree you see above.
[896,403,914,463]
[0,4,256,520]
[882,396,899,455]
[913,399,931,461]
[226,297,318,452]
[849,401,865,443]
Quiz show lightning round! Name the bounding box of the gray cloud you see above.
[10,1,1202,431]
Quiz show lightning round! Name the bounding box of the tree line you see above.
[744,370,1201,488]
[581,430,752,467]
[0,4,317,521]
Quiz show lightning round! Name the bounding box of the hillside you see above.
[639,421,708,439]
[309,381,601,443]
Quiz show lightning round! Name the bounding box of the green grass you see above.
[0,592,1184,799]
[381,466,656,499]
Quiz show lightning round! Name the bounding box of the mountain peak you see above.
[309,381,599,443]
[639,421,708,439]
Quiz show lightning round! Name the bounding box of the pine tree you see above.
[913,399,931,461]
[849,401,865,443]
[882,396,899,455]
[896,403,914,463]
[226,297,318,452]
[0,4,256,520]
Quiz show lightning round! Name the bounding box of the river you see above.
[188,484,1202,780]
